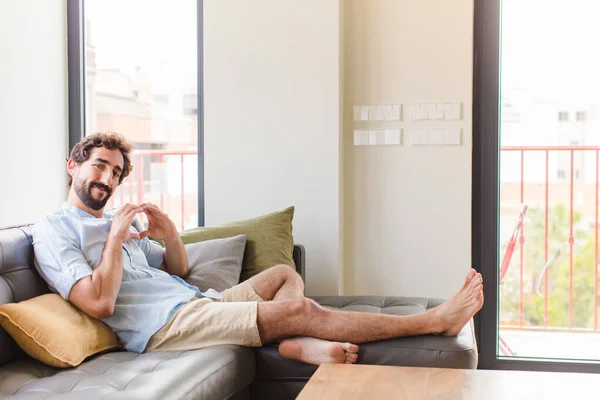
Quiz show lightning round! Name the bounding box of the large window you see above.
[474,0,600,373]
[67,0,204,229]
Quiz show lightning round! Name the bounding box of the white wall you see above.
[203,0,343,295]
[0,0,68,226]
[204,0,474,298]
[343,0,474,298]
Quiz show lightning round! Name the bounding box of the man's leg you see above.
[257,269,484,344]
[245,264,359,365]
[247,264,305,301]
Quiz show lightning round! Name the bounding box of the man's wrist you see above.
[107,232,125,246]
[163,234,181,245]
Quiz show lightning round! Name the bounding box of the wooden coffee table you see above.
[297,363,600,399]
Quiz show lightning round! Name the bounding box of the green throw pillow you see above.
[179,206,295,281]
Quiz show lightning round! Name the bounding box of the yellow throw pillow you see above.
[179,206,295,281]
[0,294,120,368]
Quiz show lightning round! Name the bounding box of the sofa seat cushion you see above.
[0,345,255,400]
[254,296,478,381]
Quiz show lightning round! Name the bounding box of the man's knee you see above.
[289,297,322,317]
[271,264,296,278]
[270,264,302,285]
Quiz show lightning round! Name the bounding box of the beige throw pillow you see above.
[0,294,120,368]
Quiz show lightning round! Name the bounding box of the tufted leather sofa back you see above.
[0,225,50,367]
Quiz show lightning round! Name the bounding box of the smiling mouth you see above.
[91,184,110,196]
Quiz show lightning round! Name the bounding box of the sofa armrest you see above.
[292,244,305,282]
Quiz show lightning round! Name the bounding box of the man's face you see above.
[70,147,125,211]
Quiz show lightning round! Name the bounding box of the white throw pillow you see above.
[184,235,247,293]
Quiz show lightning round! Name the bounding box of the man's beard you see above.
[74,179,113,211]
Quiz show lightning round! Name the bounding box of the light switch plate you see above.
[409,128,426,146]
[427,104,444,120]
[427,129,444,145]
[443,103,461,120]
[368,130,378,145]
[384,129,401,145]
[411,104,427,120]
[361,130,370,145]
[375,106,387,121]
[368,106,378,121]
[389,104,401,121]
[377,130,386,145]
[354,130,365,146]
[360,106,369,121]
[353,106,361,122]
[419,129,428,145]
[443,128,462,146]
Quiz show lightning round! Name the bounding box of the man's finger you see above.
[144,204,160,213]
[123,207,144,222]
[115,203,133,216]
[125,208,143,218]
[128,232,141,241]
[118,203,141,216]
[146,204,164,214]
[138,230,150,239]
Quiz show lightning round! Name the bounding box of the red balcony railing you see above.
[106,149,198,231]
[500,146,600,334]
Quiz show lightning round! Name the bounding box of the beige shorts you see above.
[145,280,265,352]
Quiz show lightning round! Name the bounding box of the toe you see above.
[345,353,358,364]
[470,274,483,288]
[463,269,477,286]
[342,343,359,353]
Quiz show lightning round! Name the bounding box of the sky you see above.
[85,0,197,83]
[501,0,600,102]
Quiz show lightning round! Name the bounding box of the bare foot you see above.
[434,268,484,336]
[278,337,359,365]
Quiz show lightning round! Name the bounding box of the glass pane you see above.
[499,0,600,360]
[83,0,198,230]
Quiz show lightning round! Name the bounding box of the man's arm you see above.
[161,236,189,278]
[69,234,124,319]
[70,204,145,319]
[141,203,188,278]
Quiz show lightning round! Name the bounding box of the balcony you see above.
[106,149,199,231]
[499,145,600,360]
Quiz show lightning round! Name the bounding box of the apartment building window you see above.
[557,169,566,179]
[576,111,587,122]
[67,0,204,229]
[558,111,569,121]
[183,94,198,116]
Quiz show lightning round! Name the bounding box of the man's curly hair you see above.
[68,132,133,186]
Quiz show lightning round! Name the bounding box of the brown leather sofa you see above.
[0,223,477,399]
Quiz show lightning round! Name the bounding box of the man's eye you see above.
[113,171,120,178]
[95,164,103,169]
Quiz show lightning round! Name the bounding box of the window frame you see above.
[66,0,205,227]
[473,0,600,373]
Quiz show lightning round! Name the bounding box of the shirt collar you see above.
[61,202,110,219]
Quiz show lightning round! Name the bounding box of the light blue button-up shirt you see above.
[31,202,210,353]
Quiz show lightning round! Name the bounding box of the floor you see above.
[500,329,600,361]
